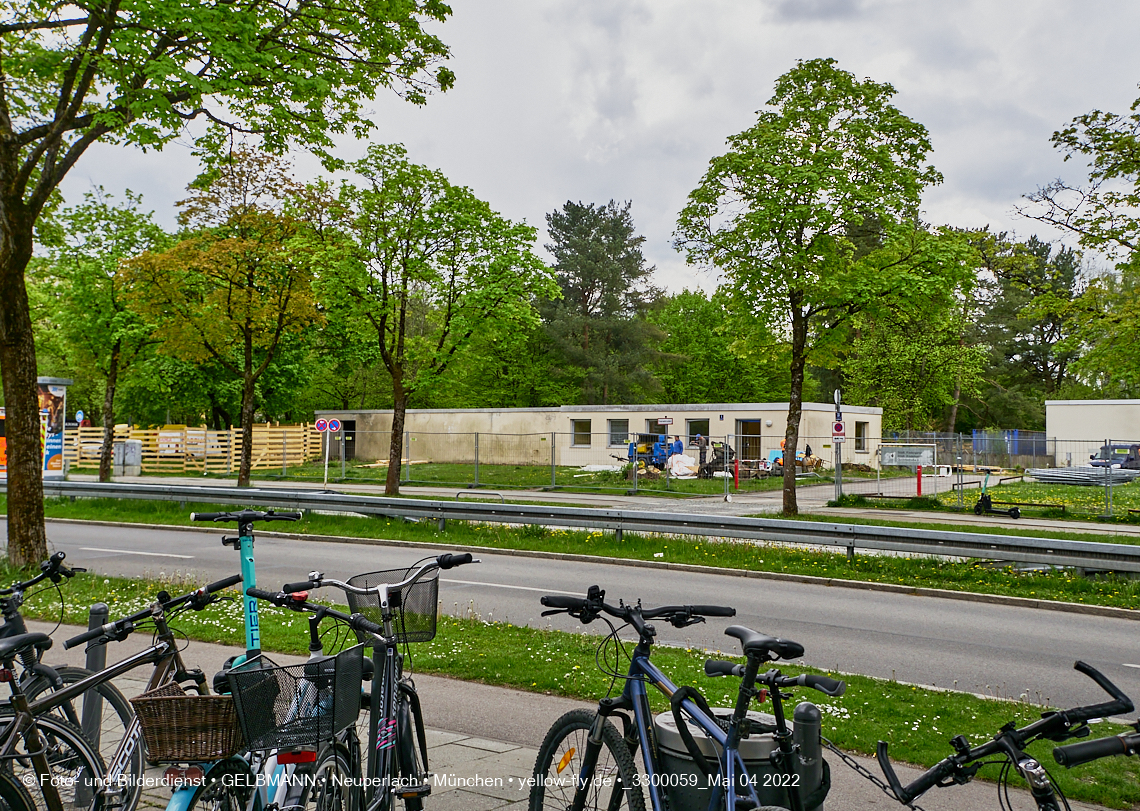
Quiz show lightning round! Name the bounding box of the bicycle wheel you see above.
[0,766,38,811]
[184,758,254,811]
[22,667,142,811]
[303,744,358,811]
[392,690,428,811]
[529,709,645,811]
[0,714,106,811]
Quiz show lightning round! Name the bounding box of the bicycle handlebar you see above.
[190,510,302,523]
[1054,732,1139,767]
[63,573,242,649]
[705,660,745,678]
[539,589,735,627]
[245,587,383,636]
[290,553,479,597]
[704,660,847,698]
[1,552,86,595]
[878,660,1134,803]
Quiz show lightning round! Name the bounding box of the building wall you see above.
[1045,400,1140,466]
[316,403,883,467]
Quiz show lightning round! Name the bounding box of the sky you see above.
[60,0,1140,292]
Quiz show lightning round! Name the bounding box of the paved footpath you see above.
[29,621,1110,811]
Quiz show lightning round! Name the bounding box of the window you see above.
[686,419,710,445]
[608,419,629,447]
[855,421,868,452]
[572,419,592,447]
[646,419,671,437]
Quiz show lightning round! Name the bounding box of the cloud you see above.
[767,0,863,22]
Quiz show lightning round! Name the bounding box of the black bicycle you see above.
[877,660,1134,811]
[1053,718,1140,767]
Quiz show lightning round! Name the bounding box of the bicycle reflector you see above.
[277,748,318,764]
[163,765,205,785]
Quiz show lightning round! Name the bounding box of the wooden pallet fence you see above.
[64,424,323,474]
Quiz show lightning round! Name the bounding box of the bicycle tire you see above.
[392,690,427,811]
[184,758,254,811]
[529,709,645,811]
[0,713,106,811]
[0,766,37,811]
[22,667,143,811]
[303,744,358,811]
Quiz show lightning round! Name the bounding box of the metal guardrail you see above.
[25,480,1140,574]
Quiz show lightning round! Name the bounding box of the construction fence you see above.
[63,424,324,475]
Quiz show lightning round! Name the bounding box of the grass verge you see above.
[24,496,1140,611]
[11,564,1138,809]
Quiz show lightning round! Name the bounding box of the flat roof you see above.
[317,402,882,416]
[1046,400,1140,406]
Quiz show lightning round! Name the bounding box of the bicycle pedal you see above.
[391,779,432,799]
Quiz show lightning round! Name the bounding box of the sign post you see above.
[315,419,329,487]
[329,419,342,480]
[833,389,844,501]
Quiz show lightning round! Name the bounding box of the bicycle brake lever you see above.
[540,609,567,618]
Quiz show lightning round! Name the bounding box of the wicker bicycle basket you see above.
[346,566,440,643]
[129,680,243,764]
[226,645,364,752]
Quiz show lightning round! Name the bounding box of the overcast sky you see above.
[60,0,1140,291]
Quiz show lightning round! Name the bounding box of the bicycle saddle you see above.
[0,632,52,661]
[724,625,804,660]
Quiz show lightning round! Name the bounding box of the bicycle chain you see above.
[821,737,928,811]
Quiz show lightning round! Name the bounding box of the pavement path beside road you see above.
[29,620,1113,811]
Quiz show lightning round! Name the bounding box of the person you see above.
[696,433,708,466]
[671,435,684,457]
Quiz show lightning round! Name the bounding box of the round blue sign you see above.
[328,418,342,433]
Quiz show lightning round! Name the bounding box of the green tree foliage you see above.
[543,201,665,404]
[676,58,956,514]
[36,190,168,480]
[326,145,558,494]
[0,0,453,563]
[1021,98,1140,398]
[124,151,323,486]
[962,232,1084,429]
[648,290,792,404]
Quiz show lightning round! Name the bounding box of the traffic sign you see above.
[832,421,846,443]
[315,419,328,432]
[659,417,673,425]
[328,418,342,433]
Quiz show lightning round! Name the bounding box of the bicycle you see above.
[1053,719,1140,767]
[0,573,243,811]
[877,660,1135,811]
[0,552,139,808]
[272,551,479,811]
[530,585,846,811]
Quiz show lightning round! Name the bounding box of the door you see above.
[736,420,762,462]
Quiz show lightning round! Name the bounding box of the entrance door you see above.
[736,420,762,462]
[343,420,357,461]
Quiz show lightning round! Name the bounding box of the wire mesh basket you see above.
[226,645,364,752]
[346,566,440,643]
[130,680,243,763]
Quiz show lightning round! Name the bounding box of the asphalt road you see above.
[21,519,1140,713]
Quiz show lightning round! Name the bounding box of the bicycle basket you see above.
[346,566,440,643]
[129,680,243,763]
[227,644,364,752]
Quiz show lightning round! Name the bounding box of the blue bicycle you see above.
[530,586,845,811]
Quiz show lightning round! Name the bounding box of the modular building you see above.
[314,402,883,468]
[1045,399,1140,466]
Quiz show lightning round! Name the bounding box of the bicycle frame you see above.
[592,652,761,811]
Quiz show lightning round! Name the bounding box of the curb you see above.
[41,516,1140,622]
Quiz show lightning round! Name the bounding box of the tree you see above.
[124,151,322,486]
[648,290,792,404]
[543,201,665,404]
[676,58,955,515]
[328,144,557,494]
[38,190,167,481]
[1,0,453,564]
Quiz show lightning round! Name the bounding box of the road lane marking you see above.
[80,547,195,559]
[1124,664,1140,669]
[442,578,577,595]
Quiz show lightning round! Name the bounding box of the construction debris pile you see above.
[1026,466,1140,486]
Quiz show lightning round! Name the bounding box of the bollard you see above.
[793,702,825,811]
[734,458,739,490]
[80,603,109,773]
[917,464,922,497]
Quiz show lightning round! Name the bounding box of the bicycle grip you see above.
[798,674,847,697]
[437,553,473,570]
[264,512,302,521]
[1054,734,1128,767]
[190,512,227,521]
[206,574,243,593]
[690,605,736,617]
[704,659,744,678]
[282,580,316,593]
[540,595,587,610]
[64,624,112,650]
[350,613,383,636]
[246,587,284,603]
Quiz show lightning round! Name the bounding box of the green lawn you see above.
[25,495,1140,610]
[10,565,1137,809]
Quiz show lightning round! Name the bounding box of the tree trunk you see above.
[0,207,48,566]
[97,340,121,482]
[946,377,961,434]
[237,374,256,487]
[385,369,407,495]
[782,300,808,516]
